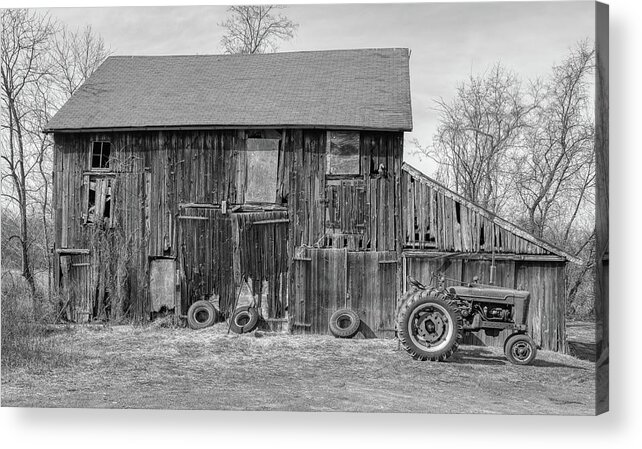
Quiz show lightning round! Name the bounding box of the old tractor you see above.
[396,275,537,365]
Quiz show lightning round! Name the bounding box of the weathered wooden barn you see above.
[45,48,411,328]
[46,47,575,351]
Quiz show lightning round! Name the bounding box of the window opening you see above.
[85,175,114,225]
[326,131,360,175]
[245,138,279,203]
[91,141,111,169]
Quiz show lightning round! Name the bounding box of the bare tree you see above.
[425,42,597,319]
[510,43,596,321]
[1,9,56,297]
[219,5,298,54]
[1,9,109,303]
[513,43,595,240]
[430,65,536,214]
[51,25,109,98]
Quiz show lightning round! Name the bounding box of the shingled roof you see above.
[45,48,412,132]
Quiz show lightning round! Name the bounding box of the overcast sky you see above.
[42,1,595,175]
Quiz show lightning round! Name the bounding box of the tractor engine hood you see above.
[448,285,530,304]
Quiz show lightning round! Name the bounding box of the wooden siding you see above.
[515,261,567,352]
[292,248,397,337]
[286,131,402,252]
[403,254,567,352]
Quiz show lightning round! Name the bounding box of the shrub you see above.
[1,272,75,371]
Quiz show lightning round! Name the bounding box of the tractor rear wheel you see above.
[397,288,462,361]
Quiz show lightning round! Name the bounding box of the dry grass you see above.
[1,274,76,371]
[2,322,596,414]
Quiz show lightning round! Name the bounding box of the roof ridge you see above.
[106,48,410,59]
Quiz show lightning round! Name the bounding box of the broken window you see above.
[84,175,115,225]
[326,131,360,175]
[91,141,111,169]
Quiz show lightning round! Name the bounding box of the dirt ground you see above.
[1,321,596,414]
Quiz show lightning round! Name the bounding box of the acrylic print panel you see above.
[0,1,607,417]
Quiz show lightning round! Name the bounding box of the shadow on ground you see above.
[449,344,593,369]
[566,321,596,362]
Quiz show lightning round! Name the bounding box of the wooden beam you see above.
[252,219,290,225]
[55,248,90,255]
[292,322,312,327]
[402,250,567,262]
[178,216,209,221]
[179,202,220,209]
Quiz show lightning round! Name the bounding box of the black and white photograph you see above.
[0,0,634,446]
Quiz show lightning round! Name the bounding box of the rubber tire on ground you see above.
[396,288,462,361]
[187,300,218,329]
[504,334,537,365]
[229,306,259,334]
[328,308,361,338]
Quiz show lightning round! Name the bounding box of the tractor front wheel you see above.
[504,334,537,365]
[397,289,462,361]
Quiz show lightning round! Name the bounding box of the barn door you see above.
[293,248,347,333]
[235,212,289,322]
[59,253,91,322]
[177,207,234,316]
[347,251,397,338]
[149,258,178,315]
[294,248,398,337]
